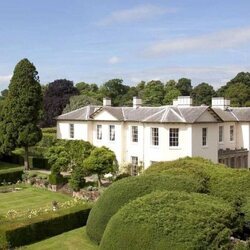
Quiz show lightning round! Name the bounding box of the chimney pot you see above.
[103,97,111,107]
[133,96,142,108]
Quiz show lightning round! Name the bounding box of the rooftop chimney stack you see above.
[133,96,142,108]
[103,97,111,107]
[212,97,230,110]
[173,96,193,107]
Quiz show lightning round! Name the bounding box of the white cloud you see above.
[98,4,176,26]
[124,65,250,89]
[108,56,120,64]
[145,27,250,57]
[0,74,11,84]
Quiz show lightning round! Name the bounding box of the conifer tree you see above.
[0,58,42,170]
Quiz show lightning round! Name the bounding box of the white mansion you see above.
[57,96,250,174]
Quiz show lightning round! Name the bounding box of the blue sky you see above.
[0,0,250,90]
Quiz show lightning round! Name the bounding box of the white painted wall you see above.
[93,110,118,121]
[91,121,124,164]
[56,113,250,169]
[57,121,88,140]
[192,124,218,163]
[237,123,250,167]
[218,122,237,150]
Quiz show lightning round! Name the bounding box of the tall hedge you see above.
[86,172,207,244]
[100,191,238,250]
[0,169,23,184]
[0,205,91,249]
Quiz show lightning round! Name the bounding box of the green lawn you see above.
[0,185,72,215]
[21,227,98,250]
[0,161,23,173]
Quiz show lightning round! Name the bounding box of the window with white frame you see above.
[169,128,179,147]
[230,125,234,141]
[131,156,138,176]
[131,126,138,142]
[202,128,207,146]
[97,125,102,140]
[109,125,115,141]
[151,127,159,146]
[219,126,223,142]
[69,124,74,138]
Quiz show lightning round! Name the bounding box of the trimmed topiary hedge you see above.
[100,191,239,250]
[0,169,23,185]
[86,172,208,244]
[0,154,24,165]
[0,205,91,249]
[144,157,250,203]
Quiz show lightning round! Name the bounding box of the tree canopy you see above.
[84,146,118,187]
[41,79,79,127]
[176,78,193,96]
[143,80,165,106]
[0,58,42,169]
[191,82,215,105]
[99,79,130,106]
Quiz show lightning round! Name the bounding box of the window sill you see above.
[202,145,208,149]
[169,147,181,150]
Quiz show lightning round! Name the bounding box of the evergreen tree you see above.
[0,58,42,170]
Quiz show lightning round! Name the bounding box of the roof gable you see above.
[91,108,119,121]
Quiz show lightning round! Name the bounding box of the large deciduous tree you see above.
[99,79,130,106]
[191,83,215,105]
[0,58,42,170]
[176,78,193,96]
[225,83,250,107]
[41,79,79,127]
[163,80,181,105]
[143,80,165,106]
[63,95,102,113]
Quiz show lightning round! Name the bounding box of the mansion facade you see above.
[56,96,250,173]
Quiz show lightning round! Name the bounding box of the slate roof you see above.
[213,107,250,122]
[57,105,225,123]
[229,108,250,122]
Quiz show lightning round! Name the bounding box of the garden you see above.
[0,128,118,249]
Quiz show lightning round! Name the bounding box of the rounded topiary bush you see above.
[100,191,238,250]
[86,172,207,244]
[145,157,250,204]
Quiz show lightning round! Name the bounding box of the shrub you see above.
[0,205,91,249]
[100,191,238,250]
[48,173,65,185]
[37,133,57,148]
[0,170,23,185]
[114,173,131,181]
[86,173,207,244]
[69,166,86,191]
[41,127,57,134]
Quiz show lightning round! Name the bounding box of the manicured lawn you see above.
[22,227,98,250]
[0,161,23,173]
[0,185,72,215]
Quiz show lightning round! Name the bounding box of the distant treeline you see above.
[1,72,249,127]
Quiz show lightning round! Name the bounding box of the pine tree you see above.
[0,58,42,170]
